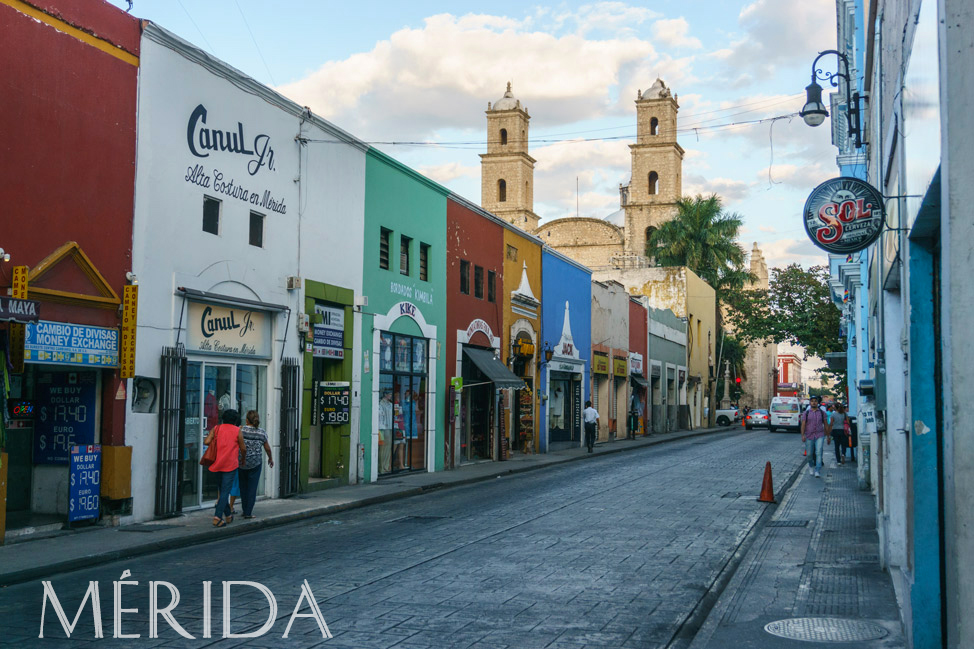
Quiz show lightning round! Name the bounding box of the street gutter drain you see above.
[764,617,888,642]
[768,520,810,528]
[387,516,449,523]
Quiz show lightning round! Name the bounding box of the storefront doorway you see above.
[182,360,266,509]
[377,332,428,475]
[548,371,581,444]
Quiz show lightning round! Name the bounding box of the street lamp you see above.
[799,49,863,148]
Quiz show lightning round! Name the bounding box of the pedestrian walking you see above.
[583,400,599,453]
[800,396,830,478]
[239,410,274,519]
[204,409,246,527]
[830,403,849,464]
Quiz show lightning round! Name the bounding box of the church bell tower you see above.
[480,83,540,231]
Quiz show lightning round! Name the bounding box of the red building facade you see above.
[628,298,649,435]
[445,197,509,467]
[1,0,140,527]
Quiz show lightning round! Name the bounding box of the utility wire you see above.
[234,0,277,86]
[175,0,217,56]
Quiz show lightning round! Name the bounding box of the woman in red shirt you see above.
[204,409,246,527]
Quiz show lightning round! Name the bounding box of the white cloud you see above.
[756,161,832,189]
[758,225,777,233]
[277,12,661,140]
[651,17,702,49]
[761,237,828,269]
[416,162,478,184]
[710,0,836,85]
[684,174,751,202]
[572,2,660,36]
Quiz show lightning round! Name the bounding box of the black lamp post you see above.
[800,49,863,148]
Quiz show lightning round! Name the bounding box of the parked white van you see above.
[769,396,802,432]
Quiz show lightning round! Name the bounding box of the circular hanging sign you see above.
[803,177,885,254]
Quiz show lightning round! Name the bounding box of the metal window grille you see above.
[202,196,220,235]
[379,228,391,270]
[400,235,411,276]
[155,344,187,517]
[279,357,301,498]
[487,270,496,302]
[420,243,429,281]
[460,260,470,294]
[474,266,484,299]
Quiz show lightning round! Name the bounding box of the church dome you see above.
[603,208,625,227]
[493,82,520,110]
[641,77,672,100]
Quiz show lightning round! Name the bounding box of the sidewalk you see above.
[688,448,906,649]
[0,425,729,587]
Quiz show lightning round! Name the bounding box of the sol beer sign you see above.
[803,177,885,254]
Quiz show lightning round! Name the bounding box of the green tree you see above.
[647,194,755,300]
[724,264,843,360]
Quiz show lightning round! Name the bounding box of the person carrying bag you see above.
[202,409,246,527]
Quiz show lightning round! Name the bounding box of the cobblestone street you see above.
[0,430,806,648]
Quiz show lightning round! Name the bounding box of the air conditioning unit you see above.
[286,276,302,290]
[297,313,310,333]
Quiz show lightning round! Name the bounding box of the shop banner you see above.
[312,305,344,359]
[593,354,609,375]
[628,353,644,375]
[0,296,40,323]
[613,357,628,377]
[69,445,101,522]
[33,371,98,464]
[25,320,118,367]
[187,301,270,358]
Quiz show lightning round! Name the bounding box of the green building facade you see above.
[361,150,449,481]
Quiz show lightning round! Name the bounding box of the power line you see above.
[175,0,217,56]
[234,0,277,86]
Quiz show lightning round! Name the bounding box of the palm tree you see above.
[646,194,754,299]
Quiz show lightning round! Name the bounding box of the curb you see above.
[0,426,737,587]
[675,459,807,649]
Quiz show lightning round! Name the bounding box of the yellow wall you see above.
[684,269,716,384]
[502,228,542,451]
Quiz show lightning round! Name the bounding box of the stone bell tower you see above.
[624,78,684,257]
[480,83,540,231]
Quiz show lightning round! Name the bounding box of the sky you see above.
[110,0,843,270]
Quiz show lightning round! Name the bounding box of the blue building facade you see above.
[539,247,592,453]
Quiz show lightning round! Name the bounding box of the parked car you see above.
[705,406,740,427]
[744,408,770,430]
[769,396,801,432]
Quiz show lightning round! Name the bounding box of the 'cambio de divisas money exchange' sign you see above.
[187,301,270,358]
[803,177,885,254]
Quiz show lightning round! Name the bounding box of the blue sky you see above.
[111,0,842,269]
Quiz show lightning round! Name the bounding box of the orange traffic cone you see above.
[758,461,776,503]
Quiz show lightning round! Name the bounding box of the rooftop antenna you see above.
[576,176,579,218]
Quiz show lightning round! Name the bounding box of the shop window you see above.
[506,244,518,261]
[379,228,391,270]
[500,128,508,145]
[650,117,659,136]
[419,243,430,281]
[649,171,659,195]
[377,332,428,475]
[249,211,264,248]
[400,235,411,276]
[487,270,496,302]
[498,179,507,202]
[202,196,220,235]
[474,265,484,299]
[460,260,470,294]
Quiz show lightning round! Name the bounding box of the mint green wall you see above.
[361,150,448,477]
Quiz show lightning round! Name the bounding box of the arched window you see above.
[648,171,659,195]
[498,179,507,202]
[500,128,508,145]
[650,117,659,136]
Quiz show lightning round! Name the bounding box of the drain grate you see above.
[721,492,743,498]
[387,515,448,523]
[768,520,810,528]
[765,617,888,642]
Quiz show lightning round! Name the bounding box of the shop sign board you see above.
[0,296,39,323]
[593,354,609,375]
[24,320,118,368]
[312,305,344,359]
[319,381,350,425]
[120,285,138,378]
[187,301,270,358]
[628,353,644,375]
[613,357,628,377]
[69,445,101,522]
[33,371,98,464]
[803,177,885,254]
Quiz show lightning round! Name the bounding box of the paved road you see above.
[0,430,807,648]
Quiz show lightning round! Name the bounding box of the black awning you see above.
[630,374,649,389]
[463,347,525,389]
